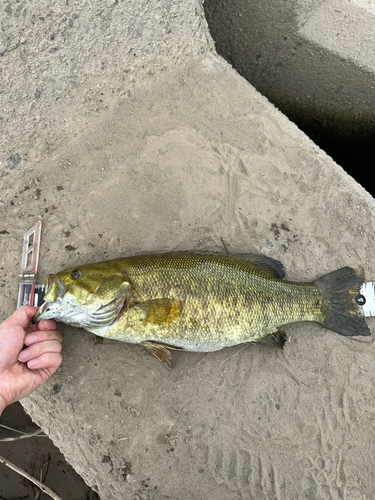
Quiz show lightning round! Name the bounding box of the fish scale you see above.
[33,252,371,365]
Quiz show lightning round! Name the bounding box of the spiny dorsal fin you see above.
[140,298,183,325]
[167,251,285,279]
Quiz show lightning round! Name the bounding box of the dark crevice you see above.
[204,1,375,198]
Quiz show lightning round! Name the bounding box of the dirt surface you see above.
[2,0,375,499]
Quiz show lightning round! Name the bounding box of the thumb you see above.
[2,306,39,330]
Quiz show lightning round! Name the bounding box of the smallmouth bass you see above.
[32,252,370,365]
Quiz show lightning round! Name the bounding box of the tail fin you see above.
[315,267,371,337]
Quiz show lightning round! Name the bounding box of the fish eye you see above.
[70,270,81,279]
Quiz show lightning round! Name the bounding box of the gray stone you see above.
[6,154,21,170]
[1,18,12,31]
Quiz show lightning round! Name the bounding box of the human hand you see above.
[0,305,62,415]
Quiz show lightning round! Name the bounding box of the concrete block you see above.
[204,0,375,142]
[1,0,375,499]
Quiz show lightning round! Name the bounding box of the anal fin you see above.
[258,329,288,349]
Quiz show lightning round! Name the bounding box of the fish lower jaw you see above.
[34,300,63,322]
[36,299,90,326]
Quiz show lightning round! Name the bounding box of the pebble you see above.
[0,47,6,56]
[54,384,63,395]
[6,154,21,169]
[1,18,12,31]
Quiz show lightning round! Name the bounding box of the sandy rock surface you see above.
[2,1,375,499]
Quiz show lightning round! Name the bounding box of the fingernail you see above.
[27,359,39,368]
[25,334,38,345]
[18,350,30,361]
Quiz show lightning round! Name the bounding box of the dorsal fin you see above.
[132,251,285,279]
[170,251,285,279]
[230,253,285,279]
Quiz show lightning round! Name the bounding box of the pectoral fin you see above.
[140,298,183,325]
[142,340,183,366]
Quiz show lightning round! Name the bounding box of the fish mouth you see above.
[32,275,66,323]
[32,300,55,323]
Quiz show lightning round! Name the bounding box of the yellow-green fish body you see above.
[33,252,370,364]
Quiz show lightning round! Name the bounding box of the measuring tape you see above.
[17,221,45,308]
[357,282,375,317]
